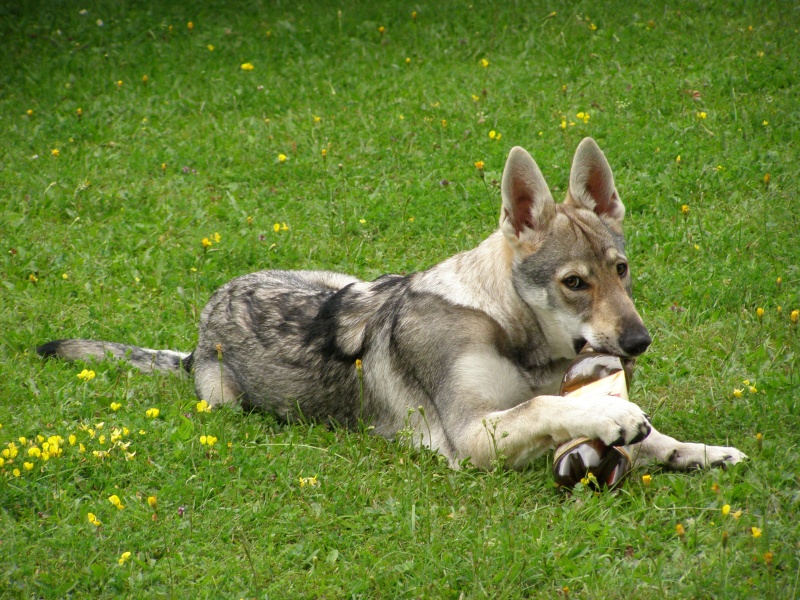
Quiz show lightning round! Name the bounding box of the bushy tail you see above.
[37,339,192,374]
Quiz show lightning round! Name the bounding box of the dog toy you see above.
[552,347,635,490]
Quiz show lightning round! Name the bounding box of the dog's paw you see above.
[665,444,748,470]
[575,396,651,447]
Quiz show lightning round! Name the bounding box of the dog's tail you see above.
[37,339,192,374]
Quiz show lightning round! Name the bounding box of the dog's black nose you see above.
[619,327,652,357]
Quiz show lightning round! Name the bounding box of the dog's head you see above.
[499,138,651,359]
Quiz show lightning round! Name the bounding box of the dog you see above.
[38,138,746,471]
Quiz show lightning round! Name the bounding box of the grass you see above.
[1,0,799,597]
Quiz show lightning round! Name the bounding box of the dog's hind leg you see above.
[192,358,244,407]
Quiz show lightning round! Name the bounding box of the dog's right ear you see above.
[499,146,556,247]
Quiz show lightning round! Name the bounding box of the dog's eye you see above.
[616,263,628,277]
[563,276,586,290]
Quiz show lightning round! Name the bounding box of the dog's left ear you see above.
[565,137,625,224]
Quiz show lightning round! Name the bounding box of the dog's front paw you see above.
[666,444,748,470]
[578,396,651,447]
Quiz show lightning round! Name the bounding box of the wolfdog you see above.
[38,138,746,471]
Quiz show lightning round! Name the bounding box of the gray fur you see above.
[37,339,190,373]
[38,138,746,471]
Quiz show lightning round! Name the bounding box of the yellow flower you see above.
[145,408,160,418]
[355,358,363,371]
[489,130,497,139]
[108,494,125,510]
[722,504,731,516]
[576,111,590,123]
[28,447,41,458]
[110,402,122,411]
[756,307,764,318]
[474,160,485,170]
[213,232,221,243]
[471,94,480,102]
[676,523,685,538]
[62,273,69,280]
[23,462,34,471]
[98,435,106,445]
[359,218,366,224]
[480,58,489,68]
[748,385,758,394]
[641,474,652,486]
[273,223,280,233]
[69,434,76,446]
[77,369,96,382]
[791,309,799,324]
[207,44,214,51]
[764,173,771,185]
[733,388,743,398]
[147,496,157,508]
[757,51,764,58]
[199,435,218,446]
[12,468,20,477]
[411,11,417,21]
[118,551,132,566]
[278,153,287,162]
[441,119,447,128]
[378,26,385,34]
[116,80,123,88]
[681,204,690,215]
[733,510,742,520]
[560,119,567,130]
[776,277,782,286]
[196,400,212,413]
[51,148,60,157]
[676,155,681,164]
[241,62,254,71]
[142,75,148,84]
[87,512,101,526]
[27,109,33,116]
[0,457,4,467]
[313,115,321,123]
[321,148,327,158]
[405,57,411,64]
[280,222,289,231]
[299,475,319,487]
[202,237,212,249]
[696,111,707,119]
[762,120,768,126]
[187,21,194,30]
[589,23,597,31]
[751,527,762,538]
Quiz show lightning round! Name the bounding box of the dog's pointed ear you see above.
[500,146,556,245]
[565,137,625,224]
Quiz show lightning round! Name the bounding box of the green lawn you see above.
[1,1,798,597]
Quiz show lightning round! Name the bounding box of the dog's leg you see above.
[193,359,243,407]
[457,394,652,470]
[627,426,747,470]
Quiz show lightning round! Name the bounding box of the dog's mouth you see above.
[572,337,588,355]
